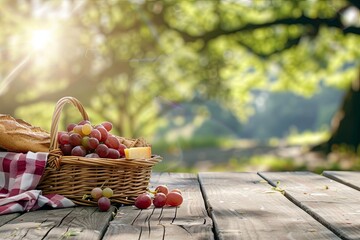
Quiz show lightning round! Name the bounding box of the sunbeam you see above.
[0,54,31,96]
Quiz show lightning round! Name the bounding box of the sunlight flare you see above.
[30,29,53,51]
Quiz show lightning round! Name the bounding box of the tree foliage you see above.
[0,0,359,141]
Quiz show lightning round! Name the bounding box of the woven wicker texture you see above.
[37,96,161,206]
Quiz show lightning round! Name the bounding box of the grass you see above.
[153,152,360,173]
[151,130,360,173]
[285,129,330,146]
[196,155,308,172]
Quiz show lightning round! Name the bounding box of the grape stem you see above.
[82,194,90,200]
[146,188,157,195]
[100,180,108,188]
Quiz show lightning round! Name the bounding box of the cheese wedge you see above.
[125,147,151,159]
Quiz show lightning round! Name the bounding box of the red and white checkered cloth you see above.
[0,151,75,215]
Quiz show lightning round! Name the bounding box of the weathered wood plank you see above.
[259,171,360,240]
[323,171,360,191]
[0,207,74,239]
[199,172,340,240]
[103,223,211,240]
[0,212,22,227]
[44,206,116,240]
[103,172,214,240]
[0,206,115,239]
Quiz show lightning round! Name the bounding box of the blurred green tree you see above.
[0,0,359,153]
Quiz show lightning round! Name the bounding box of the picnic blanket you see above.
[0,151,75,215]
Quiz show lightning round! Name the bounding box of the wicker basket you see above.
[37,96,162,206]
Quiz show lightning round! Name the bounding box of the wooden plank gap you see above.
[130,208,142,225]
[0,213,23,227]
[171,207,178,224]
[322,171,360,191]
[161,224,166,240]
[197,173,214,217]
[157,207,164,223]
[258,172,343,238]
[200,172,339,239]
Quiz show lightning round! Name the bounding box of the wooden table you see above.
[0,171,359,239]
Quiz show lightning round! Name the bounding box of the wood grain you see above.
[199,172,340,240]
[0,206,115,239]
[103,172,214,240]
[323,171,360,191]
[0,212,21,227]
[259,171,360,240]
[2,171,359,239]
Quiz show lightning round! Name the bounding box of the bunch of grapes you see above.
[90,187,114,212]
[57,120,127,159]
[134,185,183,209]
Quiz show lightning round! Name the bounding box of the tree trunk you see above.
[312,69,360,153]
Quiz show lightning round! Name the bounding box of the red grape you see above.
[90,129,102,141]
[59,132,70,145]
[57,131,66,142]
[69,133,82,146]
[155,185,169,195]
[88,137,99,150]
[73,125,83,135]
[59,120,121,158]
[78,120,91,125]
[96,144,109,158]
[171,189,182,195]
[91,187,103,199]
[85,153,100,158]
[153,193,167,208]
[107,148,120,159]
[98,197,111,212]
[105,135,120,149]
[166,192,183,207]
[71,146,87,157]
[134,193,152,209]
[101,121,113,131]
[96,125,108,142]
[67,123,77,132]
[117,144,127,157]
[60,144,72,155]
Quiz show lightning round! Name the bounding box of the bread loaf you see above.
[0,114,50,153]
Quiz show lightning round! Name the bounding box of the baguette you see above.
[0,114,50,153]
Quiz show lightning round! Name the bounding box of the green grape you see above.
[82,123,92,135]
[102,187,113,198]
[82,136,90,149]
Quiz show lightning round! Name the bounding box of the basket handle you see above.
[49,96,89,151]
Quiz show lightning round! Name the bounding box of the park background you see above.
[0,0,359,173]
